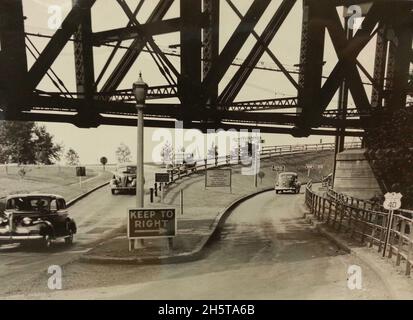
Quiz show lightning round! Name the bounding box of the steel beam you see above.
[200,0,271,106]
[202,0,220,106]
[297,0,327,127]
[219,0,297,105]
[0,0,27,117]
[72,0,96,127]
[27,0,96,91]
[314,2,385,118]
[385,7,413,109]
[100,0,174,94]
[371,25,388,108]
[179,0,202,124]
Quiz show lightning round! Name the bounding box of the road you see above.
[0,188,398,299]
[0,165,160,297]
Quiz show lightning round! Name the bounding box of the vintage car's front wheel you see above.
[111,189,116,195]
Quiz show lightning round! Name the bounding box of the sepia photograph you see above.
[0,0,413,313]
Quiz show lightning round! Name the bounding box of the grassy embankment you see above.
[0,165,112,211]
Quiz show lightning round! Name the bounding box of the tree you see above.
[65,148,80,166]
[33,125,62,164]
[115,143,131,163]
[160,141,173,165]
[0,121,62,164]
[100,156,108,171]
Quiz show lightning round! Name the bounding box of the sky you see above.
[20,0,370,164]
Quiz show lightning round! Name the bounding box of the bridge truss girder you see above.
[0,0,412,136]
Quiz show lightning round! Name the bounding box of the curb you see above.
[314,223,351,254]
[67,181,110,208]
[79,186,275,265]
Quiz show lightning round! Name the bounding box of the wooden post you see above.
[338,204,345,232]
[321,198,326,221]
[180,189,184,215]
[406,222,413,276]
[369,212,378,248]
[327,201,332,225]
[378,214,387,253]
[382,210,394,258]
[396,219,406,266]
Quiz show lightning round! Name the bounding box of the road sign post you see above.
[76,166,86,189]
[382,192,403,257]
[180,189,184,215]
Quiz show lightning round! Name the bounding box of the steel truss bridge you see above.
[1,0,413,137]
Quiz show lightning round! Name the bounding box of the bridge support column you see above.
[179,0,202,126]
[0,0,27,118]
[332,16,352,183]
[72,0,98,127]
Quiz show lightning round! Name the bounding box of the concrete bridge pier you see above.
[333,148,382,200]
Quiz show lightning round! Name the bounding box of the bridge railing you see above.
[165,141,356,184]
[305,183,413,276]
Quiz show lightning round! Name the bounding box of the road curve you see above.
[2,190,395,299]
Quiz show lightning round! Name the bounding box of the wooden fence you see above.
[305,182,413,276]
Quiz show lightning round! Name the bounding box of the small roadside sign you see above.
[127,208,176,239]
[383,192,402,211]
[76,166,86,177]
[205,169,232,189]
[382,192,403,258]
[272,165,285,172]
[305,164,314,169]
[155,172,170,183]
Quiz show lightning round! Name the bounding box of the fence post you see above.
[326,201,332,225]
[369,212,378,248]
[204,158,207,171]
[396,219,406,266]
[321,198,326,221]
[360,210,368,244]
[406,222,413,275]
[378,214,388,253]
[338,204,345,232]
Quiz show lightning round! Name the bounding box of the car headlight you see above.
[0,217,8,225]
[22,217,32,226]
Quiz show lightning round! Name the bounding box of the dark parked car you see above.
[0,194,77,249]
[275,172,301,194]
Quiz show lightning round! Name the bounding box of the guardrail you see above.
[305,182,413,276]
[164,142,361,183]
[164,141,362,184]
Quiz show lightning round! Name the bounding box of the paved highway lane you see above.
[0,165,159,296]
[3,190,398,299]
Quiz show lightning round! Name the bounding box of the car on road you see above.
[0,194,77,249]
[275,172,301,194]
[110,164,137,194]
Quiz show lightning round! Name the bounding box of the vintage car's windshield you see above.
[118,165,136,174]
[6,197,51,212]
[279,174,297,183]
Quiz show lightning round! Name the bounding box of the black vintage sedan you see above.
[0,194,77,249]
